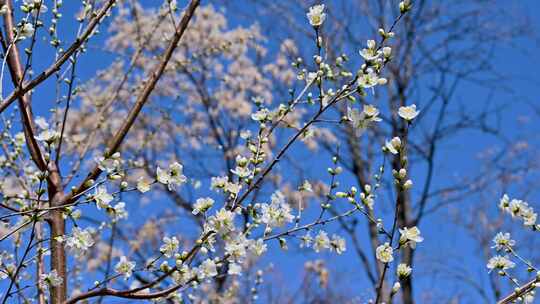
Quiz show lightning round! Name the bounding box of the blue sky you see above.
[1,0,540,303]
[219,1,540,302]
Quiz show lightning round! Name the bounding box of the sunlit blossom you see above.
[306,4,326,27]
[398,104,420,121]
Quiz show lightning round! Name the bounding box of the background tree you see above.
[218,1,539,302]
[0,1,538,304]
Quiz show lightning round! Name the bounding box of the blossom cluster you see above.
[499,194,538,229]
[487,194,539,303]
[0,1,425,303]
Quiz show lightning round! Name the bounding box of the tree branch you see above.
[65,0,201,204]
[0,0,118,114]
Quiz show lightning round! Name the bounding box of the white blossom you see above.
[523,293,535,304]
[300,232,313,248]
[399,0,412,13]
[391,282,401,295]
[403,179,413,189]
[93,186,113,210]
[382,46,392,58]
[23,0,48,15]
[487,255,515,272]
[306,72,318,84]
[330,234,346,254]
[231,166,251,178]
[399,226,423,248]
[251,108,270,122]
[385,137,401,154]
[499,195,538,227]
[137,177,151,193]
[35,117,49,129]
[398,104,420,121]
[313,230,331,253]
[522,207,538,227]
[197,259,218,280]
[160,236,180,258]
[376,242,394,263]
[360,191,375,209]
[492,232,515,251]
[240,130,252,139]
[499,194,510,211]
[108,202,128,222]
[397,263,412,279]
[224,182,241,196]
[192,197,215,215]
[66,227,94,256]
[228,263,242,276]
[14,132,25,146]
[359,40,381,61]
[363,104,382,122]
[306,4,326,27]
[235,155,249,167]
[260,191,294,228]
[225,235,248,262]
[358,68,385,89]
[34,129,59,142]
[206,208,236,235]
[96,152,122,173]
[173,265,195,285]
[0,267,8,280]
[157,162,187,191]
[115,256,136,280]
[40,270,62,288]
[347,104,382,132]
[300,180,313,192]
[509,198,523,216]
[248,238,267,256]
[19,23,35,40]
[211,176,228,190]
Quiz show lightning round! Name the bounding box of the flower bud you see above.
[336,192,348,198]
[399,0,412,14]
[364,184,372,194]
[391,137,401,149]
[382,47,392,58]
[279,238,288,250]
[391,282,401,294]
[399,168,407,179]
[160,261,170,272]
[403,179,413,190]
[120,181,128,190]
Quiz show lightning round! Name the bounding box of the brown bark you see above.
[48,190,66,302]
[67,0,201,204]
[0,1,68,301]
[0,0,46,171]
[344,123,387,295]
